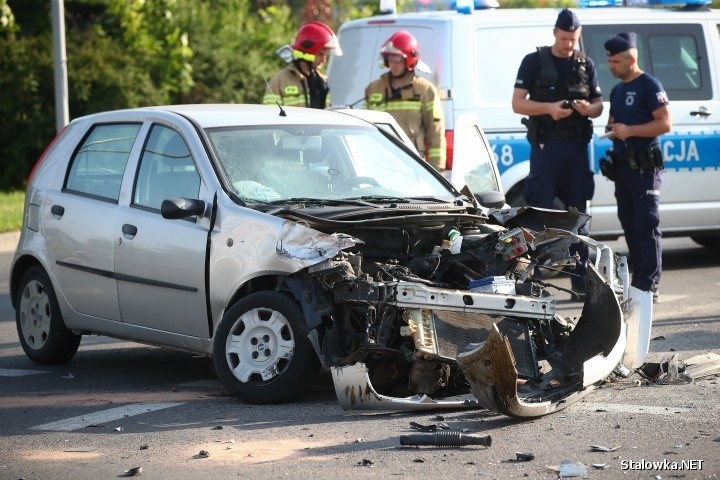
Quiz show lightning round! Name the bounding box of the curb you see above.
[0,231,20,254]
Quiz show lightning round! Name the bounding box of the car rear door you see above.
[42,123,143,321]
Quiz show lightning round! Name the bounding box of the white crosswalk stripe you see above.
[0,368,50,377]
[31,402,185,431]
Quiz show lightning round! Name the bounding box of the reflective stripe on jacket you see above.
[364,72,446,170]
[263,64,330,108]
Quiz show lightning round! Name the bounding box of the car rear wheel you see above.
[16,266,81,364]
[213,291,320,403]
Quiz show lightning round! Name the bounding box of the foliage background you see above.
[1,0,719,192]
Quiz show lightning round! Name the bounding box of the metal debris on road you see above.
[590,445,620,452]
[514,452,535,461]
[121,466,142,476]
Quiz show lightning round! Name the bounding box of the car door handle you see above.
[121,224,138,239]
[690,107,711,117]
[51,205,65,218]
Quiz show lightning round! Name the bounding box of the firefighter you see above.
[364,30,446,171]
[263,21,342,109]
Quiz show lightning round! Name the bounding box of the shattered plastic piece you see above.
[657,355,692,385]
[400,431,491,448]
[557,460,588,478]
[652,335,665,341]
[613,363,631,378]
[114,427,123,432]
[196,450,209,458]
[592,463,607,469]
[212,425,223,430]
[139,444,148,450]
[683,352,720,380]
[590,445,620,452]
[61,372,74,379]
[121,467,142,477]
[358,459,374,466]
[515,452,535,461]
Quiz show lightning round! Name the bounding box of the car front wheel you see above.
[16,266,81,364]
[213,291,320,403]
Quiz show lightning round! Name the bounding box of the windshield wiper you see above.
[269,197,381,208]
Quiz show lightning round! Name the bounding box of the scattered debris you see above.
[139,444,149,450]
[194,450,209,459]
[515,452,535,462]
[590,445,620,452]
[61,372,74,379]
[358,459,374,467]
[613,364,632,378]
[211,425,223,430]
[120,466,142,477]
[592,463,607,469]
[651,335,665,341]
[409,421,449,432]
[545,460,588,478]
[412,458,425,463]
[114,427,123,432]
[400,431,491,448]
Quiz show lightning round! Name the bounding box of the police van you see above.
[326,0,720,246]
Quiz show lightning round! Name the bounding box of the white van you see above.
[327,1,720,246]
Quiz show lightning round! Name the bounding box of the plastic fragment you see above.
[121,466,142,477]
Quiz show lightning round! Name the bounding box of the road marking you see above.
[31,402,185,431]
[0,368,50,377]
[572,402,689,416]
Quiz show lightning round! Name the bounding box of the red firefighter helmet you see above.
[291,21,343,62]
[380,30,420,70]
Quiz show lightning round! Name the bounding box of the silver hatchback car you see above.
[11,104,651,417]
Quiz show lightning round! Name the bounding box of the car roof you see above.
[70,104,375,130]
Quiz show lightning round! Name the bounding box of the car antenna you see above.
[260,70,286,117]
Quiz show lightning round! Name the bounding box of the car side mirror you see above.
[161,198,206,220]
[474,191,506,209]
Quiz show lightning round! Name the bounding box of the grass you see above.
[0,190,25,233]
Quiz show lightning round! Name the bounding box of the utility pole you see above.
[51,0,69,131]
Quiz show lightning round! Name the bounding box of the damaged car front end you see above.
[293,207,652,418]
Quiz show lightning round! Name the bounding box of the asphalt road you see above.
[1,234,719,479]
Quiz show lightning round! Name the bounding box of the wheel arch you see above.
[10,255,44,309]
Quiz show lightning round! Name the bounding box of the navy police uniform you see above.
[514,9,602,292]
[605,33,668,294]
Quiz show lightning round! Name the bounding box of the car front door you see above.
[114,124,210,337]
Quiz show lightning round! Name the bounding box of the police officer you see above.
[263,21,342,109]
[511,8,603,295]
[364,30,446,171]
[604,32,671,301]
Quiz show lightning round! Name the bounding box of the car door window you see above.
[133,125,201,211]
[65,123,141,201]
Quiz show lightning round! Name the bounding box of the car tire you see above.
[212,291,320,404]
[16,266,81,364]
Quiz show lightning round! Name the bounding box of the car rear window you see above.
[65,123,141,201]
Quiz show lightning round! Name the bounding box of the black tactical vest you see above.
[529,47,593,142]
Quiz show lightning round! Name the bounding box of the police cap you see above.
[605,32,637,56]
[555,8,580,32]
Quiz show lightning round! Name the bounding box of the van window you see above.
[582,24,711,101]
[475,26,553,103]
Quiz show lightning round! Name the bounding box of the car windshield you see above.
[206,125,456,203]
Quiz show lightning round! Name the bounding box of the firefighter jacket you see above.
[364,72,446,170]
[263,62,330,109]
